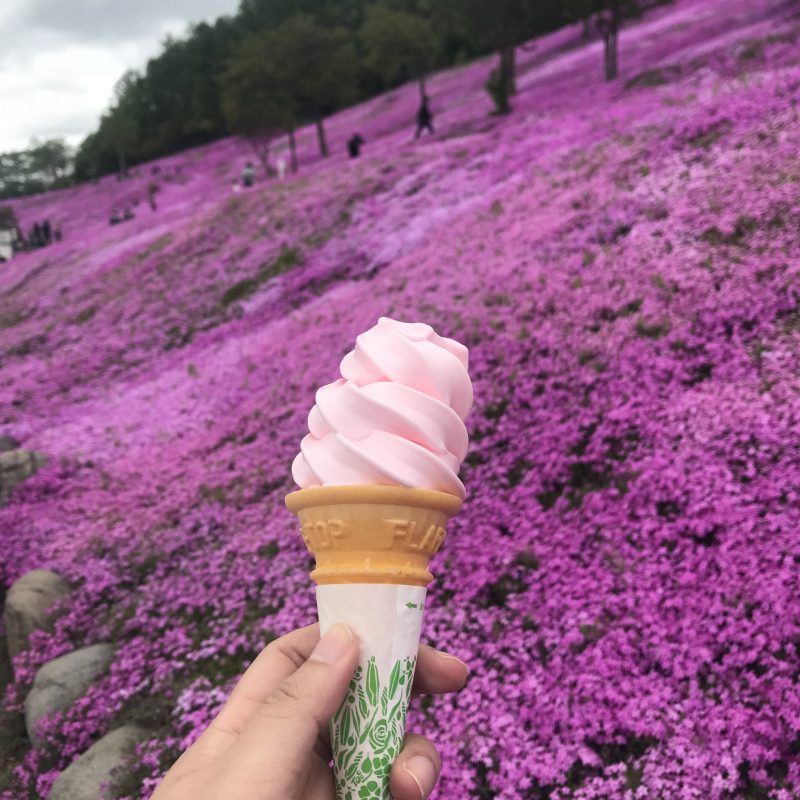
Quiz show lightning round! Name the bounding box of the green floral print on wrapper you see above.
[331,655,416,800]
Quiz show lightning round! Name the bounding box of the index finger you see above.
[221,623,322,724]
[413,644,470,695]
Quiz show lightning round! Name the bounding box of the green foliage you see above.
[74,17,239,180]
[273,15,359,154]
[28,140,71,183]
[361,5,438,94]
[0,702,27,793]
[635,315,671,339]
[446,0,561,112]
[100,71,141,176]
[447,0,561,53]
[220,30,297,167]
[220,246,301,306]
[0,140,73,199]
[562,0,674,81]
[625,64,682,88]
[54,0,674,186]
[72,0,569,178]
[223,15,357,161]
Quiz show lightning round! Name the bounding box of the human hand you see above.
[152,622,469,800]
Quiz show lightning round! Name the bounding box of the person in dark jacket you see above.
[347,133,365,158]
[241,162,256,188]
[414,96,434,139]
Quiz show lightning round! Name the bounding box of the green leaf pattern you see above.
[331,656,416,800]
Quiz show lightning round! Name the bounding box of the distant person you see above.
[241,162,256,188]
[347,133,365,158]
[54,226,62,242]
[42,219,52,245]
[109,208,121,226]
[276,156,287,179]
[148,183,159,211]
[415,96,434,139]
[124,208,135,221]
[31,223,43,247]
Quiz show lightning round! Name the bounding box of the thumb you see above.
[218,623,359,794]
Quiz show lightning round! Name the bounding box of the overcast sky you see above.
[0,0,239,152]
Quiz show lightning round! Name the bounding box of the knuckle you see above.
[263,676,305,712]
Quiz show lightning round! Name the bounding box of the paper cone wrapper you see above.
[286,486,462,800]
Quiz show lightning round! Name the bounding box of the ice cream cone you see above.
[285,485,462,586]
[286,485,462,800]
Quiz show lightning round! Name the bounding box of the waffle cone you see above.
[285,485,462,586]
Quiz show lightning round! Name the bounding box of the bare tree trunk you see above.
[487,51,512,115]
[288,129,298,173]
[250,135,270,172]
[501,45,517,95]
[604,4,620,81]
[604,29,619,80]
[315,119,329,158]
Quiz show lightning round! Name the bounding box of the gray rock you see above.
[0,434,20,452]
[25,643,114,746]
[48,725,148,800]
[4,569,70,660]
[0,448,48,501]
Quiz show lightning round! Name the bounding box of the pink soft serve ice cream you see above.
[291,317,472,497]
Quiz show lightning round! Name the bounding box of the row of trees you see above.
[0,140,72,200]
[68,0,668,183]
[219,7,444,173]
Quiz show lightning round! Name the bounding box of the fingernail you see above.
[436,649,470,674]
[309,623,353,664]
[404,754,436,799]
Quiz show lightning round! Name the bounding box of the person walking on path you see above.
[414,96,434,139]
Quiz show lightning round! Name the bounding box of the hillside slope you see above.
[2,0,800,797]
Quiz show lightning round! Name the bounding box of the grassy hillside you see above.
[2,0,800,797]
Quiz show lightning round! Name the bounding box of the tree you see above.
[28,139,71,184]
[269,15,359,158]
[564,0,669,80]
[0,141,75,199]
[445,0,562,114]
[221,31,298,172]
[361,5,438,98]
[102,71,141,176]
[73,131,116,182]
[236,0,368,31]
[67,0,507,178]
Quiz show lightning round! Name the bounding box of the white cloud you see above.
[0,0,238,151]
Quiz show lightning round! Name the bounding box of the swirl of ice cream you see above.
[292,317,472,497]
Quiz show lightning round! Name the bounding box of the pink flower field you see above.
[2,0,800,796]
